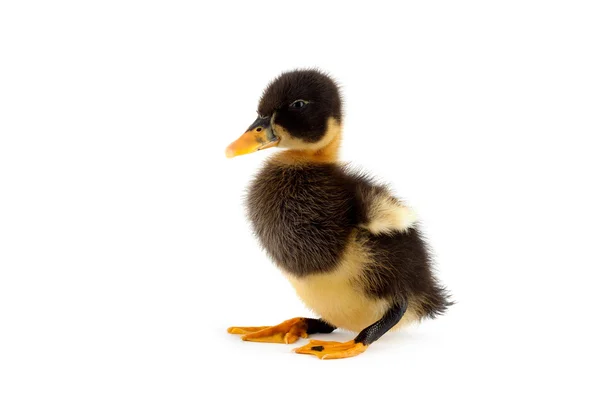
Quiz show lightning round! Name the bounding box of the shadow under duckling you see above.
[226,69,452,359]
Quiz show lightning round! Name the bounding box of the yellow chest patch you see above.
[283,234,390,332]
[287,273,389,332]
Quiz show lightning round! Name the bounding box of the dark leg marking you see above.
[354,302,407,345]
[305,318,337,335]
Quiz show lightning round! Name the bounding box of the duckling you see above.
[225,69,452,359]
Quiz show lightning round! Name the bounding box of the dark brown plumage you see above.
[258,69,342,142]
[227,69,452,359]
[246,161,451,319]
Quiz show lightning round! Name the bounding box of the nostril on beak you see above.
[256,127,262,132]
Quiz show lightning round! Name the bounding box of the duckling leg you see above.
[228,317,336,344]
[294,302,407,359]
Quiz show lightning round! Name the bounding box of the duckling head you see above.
[226,69,343,160]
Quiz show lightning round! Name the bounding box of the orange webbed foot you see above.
[227,317,308,344]
[294,339,368,360]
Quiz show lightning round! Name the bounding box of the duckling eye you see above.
[290,100,307,109]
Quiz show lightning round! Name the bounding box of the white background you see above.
[1,1,599,399]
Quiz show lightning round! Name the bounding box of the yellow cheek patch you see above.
[273,117,343,164]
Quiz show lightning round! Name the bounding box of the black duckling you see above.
[225,69,452,359]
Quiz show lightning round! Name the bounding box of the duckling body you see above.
[248,160,385,332]
[247,153,446,332]
[226,69,451,359]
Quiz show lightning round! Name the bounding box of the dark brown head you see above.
[226,69,343,159]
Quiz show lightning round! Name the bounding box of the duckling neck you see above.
[277,134,341,164]
[273,119,343,165]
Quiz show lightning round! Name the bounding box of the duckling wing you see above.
[344,170,417,235]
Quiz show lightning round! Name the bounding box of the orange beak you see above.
[225,117,280,158]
